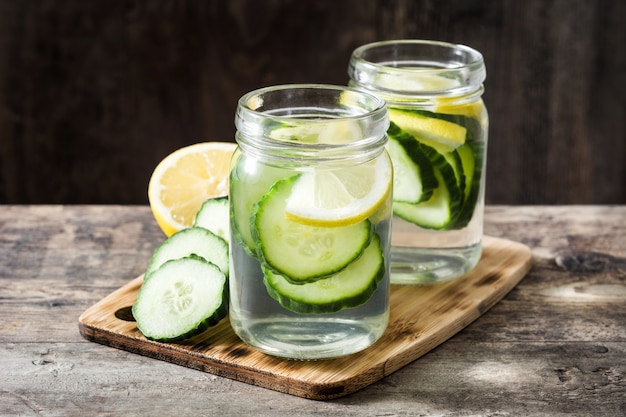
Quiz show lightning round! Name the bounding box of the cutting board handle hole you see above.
[114,306,136,322]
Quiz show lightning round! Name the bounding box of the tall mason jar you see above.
[348,40,488,284]
[229,84,392,360]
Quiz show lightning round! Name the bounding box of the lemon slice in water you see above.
[284,152,392,227]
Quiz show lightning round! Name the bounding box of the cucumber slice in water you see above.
[264,233,385,314]
[452,140,484,229]
[193,196,229,243]
[388,107,484,230]
[230,159,288,256]
[385,133,437,204]
[145,227,229,278]
[393,168,457,230]
[442,149,465,200]
[253,175,372,283]
[133,256,228,342]
[388,121,463,230]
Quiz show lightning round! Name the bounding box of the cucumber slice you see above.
[452,140,484,228]
[264,233,385,314]
[193,196,229,243]
[411,110,485,229]
[393,168,457,229]
[230,159,288,256]
[442,150,465,201]
[388,122,463,229]
[133,256,227,342]
[145,227,229,279]
[385,132,437,204]
[389,108,485,229]
[253,176,372,283]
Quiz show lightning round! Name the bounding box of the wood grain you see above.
[78,235,531,400]
[2,205,625,415]
[0,0,624,205]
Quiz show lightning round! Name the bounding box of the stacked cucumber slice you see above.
[386,107,485,230]
[133,198,231,342]
[230,159,389,315]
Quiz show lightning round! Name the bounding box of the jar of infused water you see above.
[229,84,392,360]
[348,40,488,284]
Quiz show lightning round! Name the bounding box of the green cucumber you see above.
[132,256,228,342]
[264,233,385,314]
[388,121,463,229]
[252,175,372,283]
[409,108,485,229]
[442,150,465,201]
[452,140,484,228]
[389,108,485,229]
[385,132,437,204]
[193,196,229,243]
[145,227,229,278]
[393,168,457,230]
[230,159,288,256]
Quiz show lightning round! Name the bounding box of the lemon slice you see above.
[284,152,392,227]
[271,121,361,144]
[148,142,238,236]
[388,108,466,152]
[374,72,461,93]
[435,97,486,119]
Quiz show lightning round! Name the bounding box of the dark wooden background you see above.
[0,0,624,205]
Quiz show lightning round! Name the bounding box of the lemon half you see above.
[148,142,237,236]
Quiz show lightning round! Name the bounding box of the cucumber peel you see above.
[253,175,372,283]
[264,233,385,314]
[145,227,229,279]
[193,196,230,243]
[133,256,228,342]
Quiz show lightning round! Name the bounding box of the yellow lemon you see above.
[284,152,393,227]
[148,142,237,236]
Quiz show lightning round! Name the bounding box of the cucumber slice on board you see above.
[252,175,372,283]
[132,256,228,342]
[263,233,385,314]
[193,196,229,243]
[145,227,229,278]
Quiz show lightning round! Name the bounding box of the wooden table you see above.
[2,205,624,416]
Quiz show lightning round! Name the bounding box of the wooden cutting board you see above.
[78,235,532,400]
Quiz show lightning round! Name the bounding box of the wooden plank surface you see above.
[1,205,625,416]
[0,1,624,205]
[78,236,532,400]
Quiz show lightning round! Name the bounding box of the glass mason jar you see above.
[348,40,488,285]
[229,84,392,360]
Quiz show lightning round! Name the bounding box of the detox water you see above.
[229,85,391,360]
[349,40,488,284]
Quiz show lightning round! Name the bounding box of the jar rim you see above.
[235,84,389,166]
[237,83,387,122]
[349,39,486,98]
